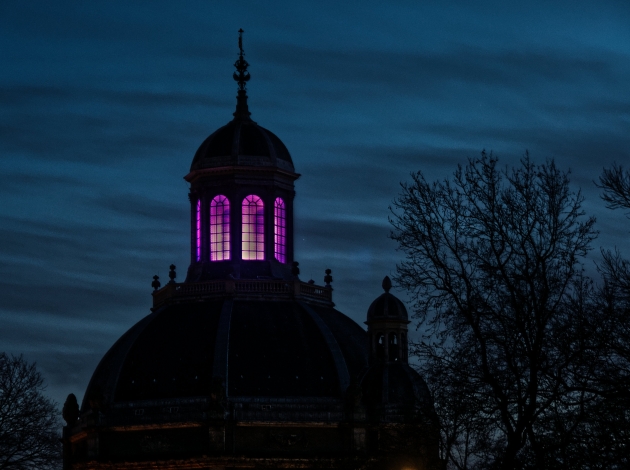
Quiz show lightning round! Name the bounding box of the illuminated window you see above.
[242,195,264,260]
[210,195,230,261]
[196,199,201,262]
[274,197,286,263]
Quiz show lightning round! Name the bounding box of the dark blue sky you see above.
[1,0,629,407]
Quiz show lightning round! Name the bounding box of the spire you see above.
[233,28,251,120]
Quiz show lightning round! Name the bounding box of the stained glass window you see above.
[210,195,230,261]
[274,197,286,263]
[196,199,201,261]
[242,195,264,260]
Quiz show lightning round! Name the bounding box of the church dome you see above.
[64,32,440,470]
[190,119,294,172]
[366,276,409,322]
[81,298,368,411]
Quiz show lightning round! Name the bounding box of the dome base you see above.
[185,259,294,283]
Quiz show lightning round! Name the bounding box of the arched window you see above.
[196,199,201,262]
[210,195,230,261]
[376,333,385,359]
[242,195,264,260]
[274,197,286,263]
[389,333,399,361]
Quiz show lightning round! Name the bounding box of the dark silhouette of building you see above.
[62,31,440,470]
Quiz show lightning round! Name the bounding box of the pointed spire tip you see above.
[233,29,251,120]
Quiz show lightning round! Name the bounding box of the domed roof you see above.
[81,299,368,411]
[360,363,433,418]
[190,118,294,172]
[189,31,295,175]
[366,276,409,322]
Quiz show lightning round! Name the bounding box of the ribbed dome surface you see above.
[360,363,433,410]
[361,362,433,420]
[190,119,294,172]
[81,299,367,411]
[366,292,409,322]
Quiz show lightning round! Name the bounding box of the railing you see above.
[235,280,292,294]
[152,279,333,310]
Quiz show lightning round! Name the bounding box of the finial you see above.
[233,28,251,120]
[324,269,333,288]
[152,275,161,291]
[291,261,300,278]
[62,393,80,425]
[382,276,392,293]
[168,264,177,284]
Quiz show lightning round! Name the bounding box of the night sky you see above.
[1,1,629,408]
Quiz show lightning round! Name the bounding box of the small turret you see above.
[365,276,410,364]
[359,276,439,470]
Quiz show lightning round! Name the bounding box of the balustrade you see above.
[152,278,332,309]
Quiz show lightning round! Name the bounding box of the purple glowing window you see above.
[210,195,230,261]
[242,195,264,260]
[274,197,286,263]
[196,199,201,262]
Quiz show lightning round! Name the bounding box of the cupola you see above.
[184,30,300,282]
[359,276,437,454]
[365,276,410,364]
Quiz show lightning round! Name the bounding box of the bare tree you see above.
[390,153,597,469]
[598,163,630,214]
[585,163,630,469]
[597,162,630,306]
[0,353,61,469]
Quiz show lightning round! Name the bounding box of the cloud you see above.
[0,169,84,194]
[0,211,187,324]
[2,0,629,413]
[254,42,625,99]
[89,192,187,223]
[0,84,223,164]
